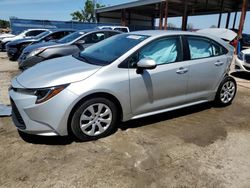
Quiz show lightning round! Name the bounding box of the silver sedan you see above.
[9,30,236,141]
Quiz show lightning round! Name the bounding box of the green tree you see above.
[71,0,105,22]
[0,19,10,28]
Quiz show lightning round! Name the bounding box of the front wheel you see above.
[214,76,237,106]
[71,98,118,141]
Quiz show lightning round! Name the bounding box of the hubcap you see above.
[220,81,236,104]
[80,103,112,136]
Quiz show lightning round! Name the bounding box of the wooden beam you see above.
[182,0,188,31]
[121,9,126,26]
[225,12,231,28]
[238,0,248,36]
[159,2,163,30]
[233,11,238,29]
[164,0,169,30]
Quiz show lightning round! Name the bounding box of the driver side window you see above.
[129,37,182,67]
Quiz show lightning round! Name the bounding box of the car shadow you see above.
[119,102,214,131]
[231,72,250,81]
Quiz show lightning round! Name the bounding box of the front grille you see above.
[243,65,250,71]
[245,55,250,64]
[10,98,26,130]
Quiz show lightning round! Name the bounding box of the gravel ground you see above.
[1,52,250,188]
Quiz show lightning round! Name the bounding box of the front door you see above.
[129,36,189,116]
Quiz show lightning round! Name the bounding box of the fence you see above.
[10,18,119,34]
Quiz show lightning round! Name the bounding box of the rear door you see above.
[185,36,229,102]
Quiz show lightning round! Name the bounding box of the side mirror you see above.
[137,58,157,69]
[136,58,157,74]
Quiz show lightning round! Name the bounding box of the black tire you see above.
[71,97,118,141]
[214,76,237,107]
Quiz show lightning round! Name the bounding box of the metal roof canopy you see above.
[96,0,249,34]
[97,0,249,18]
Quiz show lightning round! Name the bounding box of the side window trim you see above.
[118,35,184,69]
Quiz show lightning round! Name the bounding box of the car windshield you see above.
[34,31,51,39]
[78,34,149,65]
[57,31,85,43]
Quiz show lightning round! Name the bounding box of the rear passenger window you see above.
[211,42,228,56]
[188,37,213,60]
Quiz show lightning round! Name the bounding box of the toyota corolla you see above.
[9,31,236,141]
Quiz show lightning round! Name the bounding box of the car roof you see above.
[131,30,222,39]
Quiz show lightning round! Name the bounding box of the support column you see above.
[164,0,169,30]
[217,0,224,28]
[182,0,188,31]
[238,0,248,36]
[121,9,126,26]
[159,2,164,30]
[225,12,231,28]
[151,17,155,29]
[233,11,238,29]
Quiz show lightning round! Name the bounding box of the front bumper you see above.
[9,83,79,136]
[234,57,250,72]
[7,47,19,60]
[0,42,6,51]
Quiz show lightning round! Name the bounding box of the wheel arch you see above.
[67,92,123,136]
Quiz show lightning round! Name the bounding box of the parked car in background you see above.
[242,34,250,48]
[6,29,75,61]
[0,33,15,40]
[97,26,130,33]
[9,31,236,141]
[0,29,48,51]
[18,29,121,70]
[235,49,250,72]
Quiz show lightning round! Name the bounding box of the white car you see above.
[0,29,48,51]
[0,33,15,40]
[235,49,250,72]
[97,26,130,33]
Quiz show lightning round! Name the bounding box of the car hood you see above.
[8,38,37,46]
[241,48,250,54]
[22,41,64,54]
[16,55,102,88]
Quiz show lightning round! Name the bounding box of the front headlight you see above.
[27,48,46,58]
[34,84,69,104]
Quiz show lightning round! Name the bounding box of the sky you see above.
[0,0,249,33]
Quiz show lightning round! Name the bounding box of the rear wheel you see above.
[214,76,237,106]
[71,98,118,141]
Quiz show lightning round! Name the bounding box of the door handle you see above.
[214,61,224,66]
[176,67,188,74]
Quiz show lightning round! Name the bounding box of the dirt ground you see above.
[1,52,250,188]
